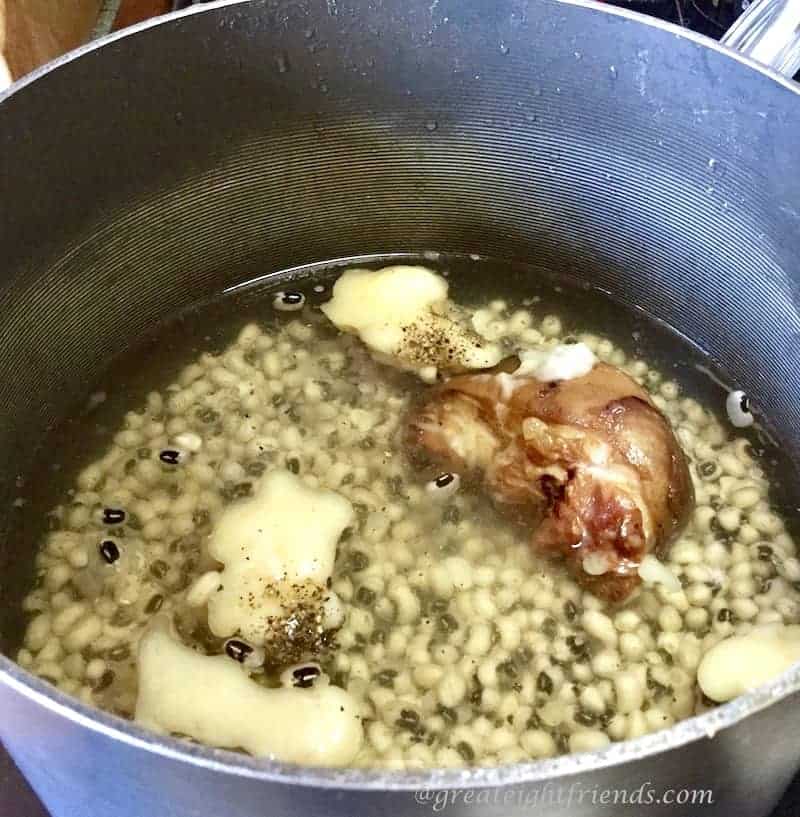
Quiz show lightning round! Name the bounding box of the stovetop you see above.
[601,0,746,36]
[3,0,799,815]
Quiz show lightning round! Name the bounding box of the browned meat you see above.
[407,363,694,602]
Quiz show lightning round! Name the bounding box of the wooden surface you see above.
[0,0,172,81]
[113,0,171,30]
[3,0,103,78]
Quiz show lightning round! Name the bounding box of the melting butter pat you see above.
[321,266,503,377]
[135,627,363,764]
[207,470,353,650]
[697,625,800,703]
[515,342,597,382]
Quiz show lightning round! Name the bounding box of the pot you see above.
[1,0,799,815]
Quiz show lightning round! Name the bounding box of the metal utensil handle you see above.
[722,0,800,77]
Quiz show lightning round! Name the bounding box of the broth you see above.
[14,255,800,768]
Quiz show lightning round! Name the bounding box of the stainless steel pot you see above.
[1,1,800,815]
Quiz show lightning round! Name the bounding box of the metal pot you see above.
[1,0,799,815]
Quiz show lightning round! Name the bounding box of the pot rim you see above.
[2,0,799,103]
[1,0,799,791]
[3,649,800,789]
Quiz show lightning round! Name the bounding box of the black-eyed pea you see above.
[63,615,103,653]
[405,744,434,769]
[685,608,709,632]
[704,541,730,568]
[58,678,82,697]
[472,588,497,619]
[570,729,610,753]
[731,599,759,620]
[693,505,715,533]
[776,597,799,620]
[731,485,761,510]
[731,578,756,599]
[433,644,460,666]
[582,610,617,647]
[614,670,645,714]
[436,747,464,767]
[626,710,649,739]
[613,610,640,634]
[571,662,593,684]
[25,613,52,652]
[579,685,606,715]
[412,664,443,690]
[63,652,86,681]
[716,506,741,533]
[497,692,521,723]
[591,650,621,678]
[50,590,74,614]
[52,602,88,637]
[645,707,674,732]
[619,633,645,661]
[520,729,557,758]
[657,606,683,633]
[656,632,680,656]
[487,726,517,752]
[750,509,783,537]
[778,557,800,583]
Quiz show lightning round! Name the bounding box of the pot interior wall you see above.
[0,0,799,651]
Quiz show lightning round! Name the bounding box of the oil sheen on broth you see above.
[15,257,800,769]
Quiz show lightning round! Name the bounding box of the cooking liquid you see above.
[14,254,800,767]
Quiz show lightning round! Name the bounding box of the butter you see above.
[515,342,597,382]
[321,266,503,377]
[135,626,363,765]
[697,625,800,702]
[206,470,353,652]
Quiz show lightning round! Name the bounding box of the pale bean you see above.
[619,633,645,661]
[614,670,645,714]
[591,650,621,678]
[24,611,54,652]
[520,730,557,758]
[52,603,88,636]
[387,583,420,624]
[614,610,641,633]
[413,664,443,690]
[437,671,467,707]
[731,486,761,510]
[63,615,103,652]
[465,623,493,657]
[582,610,617,647]
[570,730,610,753]
[658,606,683,633]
